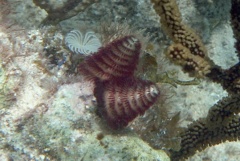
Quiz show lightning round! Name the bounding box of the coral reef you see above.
[1,0,240,160]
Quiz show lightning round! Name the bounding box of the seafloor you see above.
[0,0,239,161]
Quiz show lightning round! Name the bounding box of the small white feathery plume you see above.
[65,30,102,55]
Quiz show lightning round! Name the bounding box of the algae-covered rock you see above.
[78,132,169,161]
[14,82,170,161]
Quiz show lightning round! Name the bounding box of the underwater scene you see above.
[0,0,240,160]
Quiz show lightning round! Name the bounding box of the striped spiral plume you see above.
[94,77,160,129]
[78,35,141,81]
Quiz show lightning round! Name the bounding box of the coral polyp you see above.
[78,35,141,81]
[94,77,160,129]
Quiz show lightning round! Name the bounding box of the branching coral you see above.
[231,0,240,57]
[2,0,240,160]
[207,62,240,95]
[151,0,214,77]
[170,94,240,160]
[151,0,240,95]
[151,0,240,160]
[205,0,240,95]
